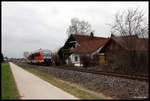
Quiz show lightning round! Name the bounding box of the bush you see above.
[107,51,148,74]
[107,53,132,73]
[53,54,61,66]
[135,52,148,73]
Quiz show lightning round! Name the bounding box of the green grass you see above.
[1,62,20,99]
[15,63,108,100]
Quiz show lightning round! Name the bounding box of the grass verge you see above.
[1,62,20,99]
[15,63,110,100]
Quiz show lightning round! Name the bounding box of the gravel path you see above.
[9,62,78,99]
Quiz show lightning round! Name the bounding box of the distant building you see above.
[24,52,30,58]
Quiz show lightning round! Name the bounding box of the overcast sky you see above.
[2,1,148,58]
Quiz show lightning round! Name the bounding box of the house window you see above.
[75,56,78,62]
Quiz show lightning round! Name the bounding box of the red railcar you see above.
[27,49,53,65]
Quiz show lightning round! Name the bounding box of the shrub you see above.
[108,51,148,74]
[135,52,148,73]
[53,54,61,66]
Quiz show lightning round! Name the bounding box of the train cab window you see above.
[34,52,40,57]
[37,52,40,57]
[42,50,51,59]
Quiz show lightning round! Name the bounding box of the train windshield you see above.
[42,50,51,59]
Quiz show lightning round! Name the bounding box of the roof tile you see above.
[71,34,109,53]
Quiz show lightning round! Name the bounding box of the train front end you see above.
[41,49,53,65]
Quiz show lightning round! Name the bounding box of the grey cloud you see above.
[2,2,148,58]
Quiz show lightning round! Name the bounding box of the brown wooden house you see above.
[99,35,148,65]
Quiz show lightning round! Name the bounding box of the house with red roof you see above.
[60,32,109,66]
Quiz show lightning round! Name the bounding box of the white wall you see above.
[69,54,83,67]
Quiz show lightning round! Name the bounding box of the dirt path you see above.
[9,62,78,99]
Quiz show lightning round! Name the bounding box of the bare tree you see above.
[66,17,92,36]
[110,8,148,38]
[109,7,148,69]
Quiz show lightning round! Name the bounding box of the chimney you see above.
[90,32,94,40]
[110,33,115,37]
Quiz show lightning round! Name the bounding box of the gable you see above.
[63,34,77,49]
[100,39,124,53]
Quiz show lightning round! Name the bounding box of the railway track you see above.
[53,66,149,82]
[18,63,149,82]
[87,70,148,81]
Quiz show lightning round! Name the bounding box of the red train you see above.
[26,49,54,65]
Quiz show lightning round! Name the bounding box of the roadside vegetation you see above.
[1,62,20,99]
[15,63,110,100]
